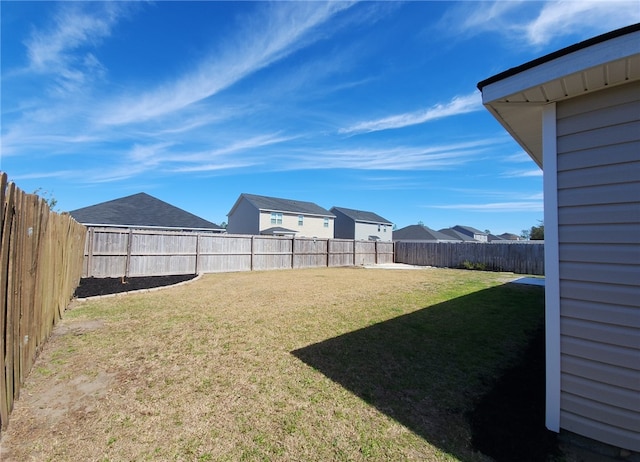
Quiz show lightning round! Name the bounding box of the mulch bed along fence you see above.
[74,274,197,298]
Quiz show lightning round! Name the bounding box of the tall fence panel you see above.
[0,172,86,433]
[83,228,395,277]
[395,241,544,275]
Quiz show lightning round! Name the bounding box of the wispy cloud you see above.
[428,202,543,213]
[24,2,130,94]
[522,1,640,46]
[339,92,482,134]
[501,169,543,178]
[99,2,355,125]
[443,1,640,48]
[289,138,493,171]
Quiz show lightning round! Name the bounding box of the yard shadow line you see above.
[291,283,546,461]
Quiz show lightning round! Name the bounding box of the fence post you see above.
[375,240,378,264]
[125,228,133,278]
[291,235,296,269]
[352,239,356,266]
[326,239,330,267]
[86,228,94,278]
[250,236,255,271]
[194,233,200,274]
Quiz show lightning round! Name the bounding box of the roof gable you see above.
[330,206,392,224]
[70,192,222,230]
[439,228,476,241]
[453,225,487,236]
[394,225,457,241]
[236,193,334,217]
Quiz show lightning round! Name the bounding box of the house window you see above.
[378,224,381,232]
[270,212,283,225]
[384,226,387,232]
[323,218,329,228]
[298,215,304,226]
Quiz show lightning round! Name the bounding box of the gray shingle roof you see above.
[453,225,486,236]
[393,225,457,241]
[330,206,392,224]
[439,228,477,241]
[69,192,222,230]
[240,193,334,217]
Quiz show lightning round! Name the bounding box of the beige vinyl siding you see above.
[259,212,334,238]
[555,81,640,451]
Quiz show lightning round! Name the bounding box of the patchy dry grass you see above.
[0,267,543,461]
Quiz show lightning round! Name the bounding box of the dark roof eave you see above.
[477,23,640,90]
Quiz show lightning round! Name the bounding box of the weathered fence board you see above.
[1,172,85,434]
[83,228,395,277]
[395,241,544,275]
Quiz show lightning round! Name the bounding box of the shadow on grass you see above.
[292,283,558,461]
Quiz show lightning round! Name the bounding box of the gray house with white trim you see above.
[452,225,489,243]
[478,24,639,452]
[227,193,335,238]
[330,206,393,242]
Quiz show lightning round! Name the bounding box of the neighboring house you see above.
[393,224,459,242]
[70,192,224,232]
[226,193,335,238]
[499,233,521,241]
[452,225,489,242]
[330,206,393,242]
[438,228,477,242]
[487,234,506,242]
[478,24,639,452]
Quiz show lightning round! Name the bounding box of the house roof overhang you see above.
[478,24,640,169]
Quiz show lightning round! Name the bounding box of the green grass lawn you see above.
[1,267,545,462]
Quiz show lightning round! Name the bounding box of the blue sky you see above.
[2,1,639,235]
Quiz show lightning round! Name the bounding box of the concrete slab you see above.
[511,277,545,287]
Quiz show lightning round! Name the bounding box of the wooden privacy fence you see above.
[395,241,544,275]
[0,172,86,433]
[84,227,395,277]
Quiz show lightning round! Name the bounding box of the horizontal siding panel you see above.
[558,223,640,244]
[558,204,639,225]
[562,373,640,411]
[562,392,640,432]
[560,243,639,264]
[557,80,640,119]
[562,355,639,390]
[557,100,640,137]
[561,317,639,349]
[561,337,639,370]
[558,161,640,189]
[561,280,639,307]
[558,183,639,207]
[557,120,640,154]
[561,410,640,452]
[562,299,640,328]
[558,141,640,171]
[560,261,640,285]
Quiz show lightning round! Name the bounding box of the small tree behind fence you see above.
[0,172,86,433]
[395,241,544,275]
